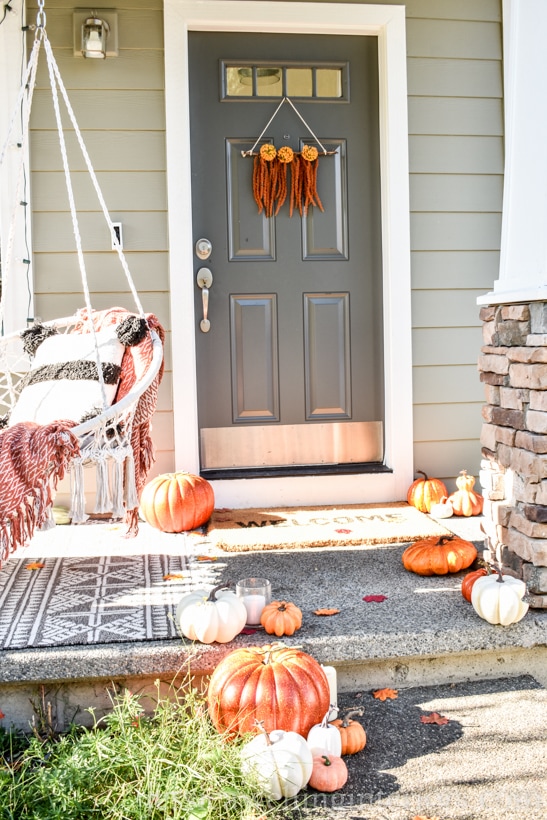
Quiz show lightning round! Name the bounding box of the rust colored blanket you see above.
[0,420,80,568]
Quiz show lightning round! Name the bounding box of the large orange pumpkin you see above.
[207,644,330,737]
[140,472,214,532]
[448,470,484,517]
[406,471,448,513]
[402,534,477,576]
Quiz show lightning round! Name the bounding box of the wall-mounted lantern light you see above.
[73,9,118,59]
[82,14,109,58]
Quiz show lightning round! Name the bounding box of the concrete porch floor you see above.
[1,513,546,731]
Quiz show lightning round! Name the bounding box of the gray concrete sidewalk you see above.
[295,675,546,820]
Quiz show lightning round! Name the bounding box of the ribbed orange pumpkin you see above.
[309,753,348,792]
[461,567,488,602]
[402,534,477,576]
[449,470,484,517]
[406,471,448,513]
[330,709,367,755]
[207,644,330,737]
[260,600,302,636]
[140,472,214,532]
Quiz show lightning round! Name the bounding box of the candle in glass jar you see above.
[242,593,266,625]
[321,665,338,719]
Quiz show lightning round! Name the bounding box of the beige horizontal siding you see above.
[410,175,503,212]
[412,290,488,329]
[32,212,168,253]
[412,327,483,366]
[413,365,485,405]
[30,131,166,171]
[31,89,165,129]
[414,402,484,442]
[31,171,167,212]
[33,251,169,292]
[411,251,500,290]
[407,58,502,98]
[404,0,502,485]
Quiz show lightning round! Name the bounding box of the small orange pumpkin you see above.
[309,753,348,792]
[140,472,214,532]
[461,567,488,602]
[449,470,484,517]
[402,534,477,576]
[407,471,448,513]
[330,709,367,755]
[260,601,302,636]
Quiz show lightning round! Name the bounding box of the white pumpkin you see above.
[176,583,247,644]
[307,708,342,757]
[241,728,313,800]
[429,496,453,518]
[471,572,529,626]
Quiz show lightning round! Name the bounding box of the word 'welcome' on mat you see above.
[206,503,452,552]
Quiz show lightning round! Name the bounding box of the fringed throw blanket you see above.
[0,421,80,568]
[74,307,165,535]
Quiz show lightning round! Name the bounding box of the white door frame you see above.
[164,0,413,508]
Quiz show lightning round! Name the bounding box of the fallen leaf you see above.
[195,555,218,562]
[412,816,440,820]
[0,710,5,719]
[335,528,352,534]
[372,688,398,701]
[240,627,259,635]
[314,607,340,616]
[163,573,185,581]
[25,562,45,571]
[363,594,387,602]
[420,712,449,725]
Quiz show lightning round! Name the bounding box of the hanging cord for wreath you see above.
[241,97,335,217]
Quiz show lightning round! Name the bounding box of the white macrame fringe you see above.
[111,456,125,518]
[94,456,112,514]
[70,459,88,524]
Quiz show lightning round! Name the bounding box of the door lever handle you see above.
[197,267,213,332]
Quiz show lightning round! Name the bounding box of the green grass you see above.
[0,682,290,820]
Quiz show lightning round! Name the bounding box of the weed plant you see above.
[0,681,289,820]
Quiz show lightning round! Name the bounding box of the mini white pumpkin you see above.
[429,496,453,519]
[307,707,342,757]
[471,570,529,626]
[176,583,247,644]
[241,726,313,800]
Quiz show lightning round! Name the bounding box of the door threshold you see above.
[200,462,392,481]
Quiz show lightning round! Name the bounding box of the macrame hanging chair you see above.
[0,5,164,565]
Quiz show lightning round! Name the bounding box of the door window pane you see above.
[286,67,313,97]
[316,68,342,98]
[256,67,283,97]
[226,66,253,96]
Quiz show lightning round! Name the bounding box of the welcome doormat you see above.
[206,502,452,552]
[0,552,189,650]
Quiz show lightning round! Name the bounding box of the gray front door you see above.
[189,32,384,475]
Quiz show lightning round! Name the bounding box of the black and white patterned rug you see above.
[0,553,190,649]
[0,522,205,650]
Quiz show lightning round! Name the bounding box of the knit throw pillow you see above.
[9,327,125,427]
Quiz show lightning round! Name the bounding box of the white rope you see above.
[0,38,41,331]
[241,96,329,157]
[43,34,110,411]
[43,37,146,319]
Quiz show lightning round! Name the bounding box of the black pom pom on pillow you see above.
[116,316,148,347]
[20,323,59,357]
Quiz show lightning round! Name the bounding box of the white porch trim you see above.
[0,1,34,333]
[163,1,413,508]
[478,0,547,307]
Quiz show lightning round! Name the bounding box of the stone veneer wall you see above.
[478,302,547,609]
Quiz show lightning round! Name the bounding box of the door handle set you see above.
[196,267,213,332]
